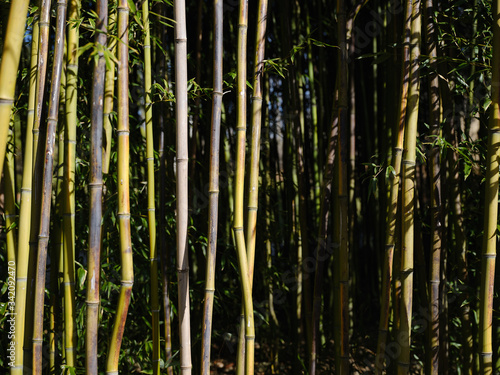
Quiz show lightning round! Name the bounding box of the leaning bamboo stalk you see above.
[398,0,421,372]
[32,0,68,372]
[200,0,223,373]
[174,0,192,371]
[62,0,80,367]
[10,13,38,375]
[479,1,500,373]
[87,0,106,373]
[106,0,134,372]
[140,1,160,373]
[375,0,412,371]
[25,0,53,367]
[0,0,30,182]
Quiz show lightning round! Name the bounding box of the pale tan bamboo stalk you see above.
[87,0,106,374]
[398,0,421,372]
[201,0,223,373]
[32,0,68,372]
[174,0,192,371]
[106,0,134,372]
[140,1,160,373]
[479,1,500,373]
[10,14,38,375]
[0,0,30,182]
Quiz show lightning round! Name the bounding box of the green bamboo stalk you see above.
[62,0,79,368]
[140,1,160,373]
[201,0,223,373]
[103,9,116,176]
[10,13,38,375]
[233,0,255,373]
[174,0,192,371]
[32,0,68,372]
[398,0,420,372]
[0,0,30,182]
[4,127,17,264]
[479,1,500,373]
[87,0,106,373]
[106,0,134,372]
[245,0,268,310]
[424,0,441,372]
[375,0,412,371]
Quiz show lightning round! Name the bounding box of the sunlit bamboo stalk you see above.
[201,0,223,373]
[106,0,134,372]
[479,1,500,373]
[174,0,192,371]
[233,0,255,373]
[375,0,412,371]
[10,13,38,375]
[0,0,30,182]
[398,0,420,372]
[32,0,68,372]
[4,127,17,264]
[87,0,106,373]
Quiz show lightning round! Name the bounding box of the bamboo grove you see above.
[2,0,500,373]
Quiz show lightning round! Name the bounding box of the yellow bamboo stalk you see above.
[106,0,134,372]
[233,0,255,373]
[398,0,420,372]
[375,0,412,371]
[10,13,38,375]
[4,127,17,264]
[479,1,500,373]
[0,0,30,182]
[32,0,68,373]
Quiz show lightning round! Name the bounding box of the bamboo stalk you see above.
[103,9,116,175]
[398,0,421,372]
[479,1,500,373]
[32,0,68,372]
[424,0,442,372]
[4,127,17,265]
[233,0,255,373]
[62,0,80,368]
[200,0,223,373]
[87,0,106,373]
[140,0,160,373]
[106,0,134,372]
[174,0,192,371]
[336,1,349,372]
[0,0,30,182]
[10,13,38,375]
[375,0,412,371]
